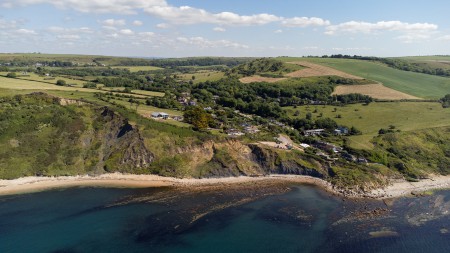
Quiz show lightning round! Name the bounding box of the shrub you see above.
[56,79,67,86]
[6,72,16,78]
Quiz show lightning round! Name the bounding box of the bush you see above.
[6,72,16,78]
[83,82,97,88]
[56,79,67,86]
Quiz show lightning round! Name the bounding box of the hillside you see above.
[277,57,450,99]
[0,53,449,192]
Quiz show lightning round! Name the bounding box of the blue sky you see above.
[1,0,450,57]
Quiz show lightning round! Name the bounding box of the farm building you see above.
[304,129,325,136]
[334,127,349,135]
[151,112,169,119]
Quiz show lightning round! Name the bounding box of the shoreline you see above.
[1,173,450,199]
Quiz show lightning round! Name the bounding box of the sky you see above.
[1,0,450,57]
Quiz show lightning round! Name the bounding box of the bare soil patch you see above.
[286,61,364,79]
[333,83,421,100]
[239,75,287,83]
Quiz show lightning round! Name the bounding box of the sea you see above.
[1,183,450,253]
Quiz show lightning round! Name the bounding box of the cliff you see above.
[0,93,153,178]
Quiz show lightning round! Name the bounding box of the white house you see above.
[151,112,169,119]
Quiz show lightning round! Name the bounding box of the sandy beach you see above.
[1,173,450,199]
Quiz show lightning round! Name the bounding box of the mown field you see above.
[284,102,450,149]
[0,75,95,92]
[277,57,450,99]
[3,72,86,87]
[111,66,163,72]
[178,71,225,83]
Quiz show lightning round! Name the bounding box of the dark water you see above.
[1,184,450,253]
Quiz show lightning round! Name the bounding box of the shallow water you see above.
[1,184,450,253]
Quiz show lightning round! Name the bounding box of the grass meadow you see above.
[284,102,450,149]
[277,57,450,99]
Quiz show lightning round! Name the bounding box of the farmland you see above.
[278,57,450,99]
[284,102,450,149]
[111,66,163,72]
[333,83,421,100]
[177,71,225,84]
[286,61,364,79]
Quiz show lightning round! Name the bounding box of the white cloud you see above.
[176,36,248,49]
[119,29,134,35]
[436,35,450,41]
[156,23,170,29]
[332,47,372,51]
[57,34,80,40]
[0,18,21,29]
[100,19,126,26]
[47,26,93,34]
[396,34,431,43]
[274,29,283,33]
[281,17,330,27]
[213,27,226,32]
[325,20,438,35]
[16,28,37,35]
[144,5,280,25]
[1,0,168,14]
[303,46,319,50]
[132,20,143,26]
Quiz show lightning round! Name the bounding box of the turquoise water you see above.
[1,185,450,252]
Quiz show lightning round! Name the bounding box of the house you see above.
[300,143,310,149]
[304,129,325,136]
[357,157,368,164]
[313,141,343,153]
[177,97,188,104]
[341,152,356,162]
[151,112,169,119]
[334,127,349,135]
[226,129,245,137]
[172,115,184,121]
[244,126,260,134]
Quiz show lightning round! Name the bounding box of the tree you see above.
[56,79,66,86]
[306,112,312,120]
[350,126,362,135]
[183,106,213,130]
[6,72,16,78]
[441,94,450,108]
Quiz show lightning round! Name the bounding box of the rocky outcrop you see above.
[183,141,328,179]
[248,144,328,178]
[96,107,154,171]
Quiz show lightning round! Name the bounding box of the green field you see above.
[111,66,163,72]
[0,75,97,92]
[11,72,86,87]
[395,56,450,72]
[396,56,450,61]
[0,53,150,66]
[0,76,152,100]
[278,57,450,99]
[284,102,450,149]
[110,98,189,127]
[131,89,165,97]
[178,71,225,83]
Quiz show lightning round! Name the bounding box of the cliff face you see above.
[0,94,154,178]
[96,107,154,172]
[170,140,329,179]
[0,93,338,182]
